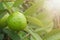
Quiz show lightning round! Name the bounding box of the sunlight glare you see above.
[43,0,60,16]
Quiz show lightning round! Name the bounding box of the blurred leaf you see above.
[35,11,48,20]
[18,31,30,40]
[24,0,44,16]
[44,29,60,40]
[34,21,53,37]
[3,29,20,40]
[34,20,53,32]
[26,16,44,27]
[0,2,5,10]
[3,2,14,14]
[34,9,54,27]
[3,2,14,9]
[13,0,24,7]
[0,12,9,28]
[28,22,41,30]
[30,36,35,40]
[45,21,53,33]
[0,11,6,18]
[25,27,43,40]
[18,31,26,39]
[0,34,4,40]
[1,0,15,2]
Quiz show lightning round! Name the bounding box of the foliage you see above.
[0,0,59,40]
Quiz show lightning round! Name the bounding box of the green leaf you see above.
[0,11,6,18]
[25,27,43,40]
[44,29,60,40]
[3,2,14,9]
[35,21,53,32]
[3,29,20,40]
[26,16,44,27]
[0,13,9,28]
[35,11,48,20]
[13,0,24,7]
[3,2,14,14]
[18,31,30,40]
[0,34,4,40]
[30,36,35,40]
[30,37,35,40]
[45,21,53,33]
[0,0,15,2]
[24,0,44,16]
[0,2,5,10]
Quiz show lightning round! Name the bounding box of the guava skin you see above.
[7,12,27,31]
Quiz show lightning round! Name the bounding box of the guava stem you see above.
[6,8,14,14]
[3,2,14,14]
